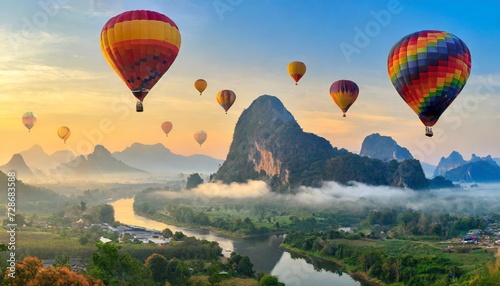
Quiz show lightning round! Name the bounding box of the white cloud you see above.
[192,180,270,198]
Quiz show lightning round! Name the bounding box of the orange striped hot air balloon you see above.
[216,90,236,114]
[57,126,71,144]
[161,121,173,137]
[329,80,359,117]
[287,61,306,85]
[100,10,181,112]
[194,130,207,146]
[22,112,37,132]
[194,79,207,95]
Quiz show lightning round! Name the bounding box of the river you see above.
[111,198,366,286]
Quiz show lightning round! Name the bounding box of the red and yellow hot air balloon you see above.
[287,61,306,85]
[329,80,359,117]
[22,112,37,132]
[161,121,173,137]
[216,90,236,114]
[194,79,207,95]
[388,30,471,137]
[57,126,71,144]
[194,130,207,146]
[100,10,181,112]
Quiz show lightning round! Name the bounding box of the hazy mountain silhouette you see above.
[213,95,430,191]
[360,133,413,162]
[54,145,146,176]
[20,144,75,173]
[434,151,467,177]
[0,154,35,180]
[443,160,500,182]
[112,143,223,174]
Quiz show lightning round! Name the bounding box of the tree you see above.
[207,263,222,286]
[162,228,173,238]
[166,258,190,286]
[236,256,255,277]
[87,242,153,285]
[145,253,168,285]
[186,173,204,189]
[259,274,285,286]
[98,205,115,224]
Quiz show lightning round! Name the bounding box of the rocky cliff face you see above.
[213,95,430,191]
[360,133,413,162]
[213,95,338,189]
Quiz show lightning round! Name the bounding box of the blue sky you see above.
[1,0,499,166]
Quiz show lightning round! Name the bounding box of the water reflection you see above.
[111,198,363,285]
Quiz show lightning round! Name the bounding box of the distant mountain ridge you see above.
[213,95,430,190]
[54,145,146,176]
[436,152,500,182]
[360,133,413,162]
[112,142,223,174]
[19,144,75,174]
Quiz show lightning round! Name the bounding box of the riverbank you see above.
[280,244,383,286]
[135,208,286,240]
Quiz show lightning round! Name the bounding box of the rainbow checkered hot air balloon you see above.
[100,10,181,112]
[387,30,471,137]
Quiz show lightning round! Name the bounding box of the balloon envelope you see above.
[194,130,207,146]
[216,90,236,114]
[388,30,471,128]
[22,112,37,132]
[100,10,181,108]
[329,80,359,117]
[57,126,71,143]
[287,61,306,85]
[194,79,207,95]
[161,121,173,136]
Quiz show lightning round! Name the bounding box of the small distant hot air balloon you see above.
[161,121,173,137]
[194,79,207,95]
[388,30,471,137]
[22,112,37,132]
[194,130,207,146]
[100,10,181,112]
[329,80,359,117]
[216,90,236,114]
[57,126,71,144]
[287,61,306,85]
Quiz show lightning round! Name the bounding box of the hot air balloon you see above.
[194,130,207,146]
[388,30,471,137]
[57,126,71,144]
[22,112,37,132]
[216,90,236,114]
[329,80,359,117]
[100,10,181,112]
[194,79,207,95]
[161,121,173,137]
[287,61,306,85]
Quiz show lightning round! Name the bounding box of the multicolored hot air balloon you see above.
[287,61,306,85]
[194,79,207,95]
[57,126,71,144]
[388,30,471,137]
[194,130,207,146]
[161,121,173,137]
[100,10,181,112]
[329,80,359,117]
[216,90,236,114]
[22,112,37,132]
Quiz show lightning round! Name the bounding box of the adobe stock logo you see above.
[340,0,403,63]
[213,0,244,20]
